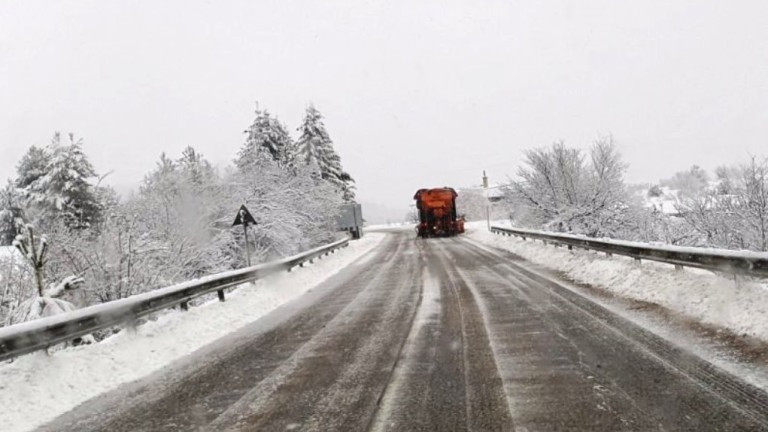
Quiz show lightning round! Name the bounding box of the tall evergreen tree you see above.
[0,181,25,245]
[15,145,51,189]
[21,133,102,229]
[179,146,215,188]
[295,104,356,201]
[237,107,293,170]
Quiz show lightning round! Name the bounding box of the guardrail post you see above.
[127,319,139,334]
[217,289,225,302]
[180,301,189,311]
[568,245,573,250]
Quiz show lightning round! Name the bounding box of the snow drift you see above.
[468,224,768,342]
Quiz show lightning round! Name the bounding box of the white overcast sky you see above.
[2,0,767,210]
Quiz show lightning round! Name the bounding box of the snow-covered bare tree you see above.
[136,149,234,283]
[677,157,768,251]
[13,224,47,297]
[509,136,629,237]
[45,207,165,304]
[0,247,34,325]
[295,104,356,201]
[736,157,768,251]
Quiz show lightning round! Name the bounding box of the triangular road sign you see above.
[233,204,257,226]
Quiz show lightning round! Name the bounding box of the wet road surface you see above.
[39,231,768,431]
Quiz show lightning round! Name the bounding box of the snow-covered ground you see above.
[0,246,18,259]
[640,185,681,214]
[467,222,768,343]
[0,233,384,432]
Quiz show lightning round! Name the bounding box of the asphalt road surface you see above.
[39,231,768,431]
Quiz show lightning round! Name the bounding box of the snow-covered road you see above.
[32,230,768,431]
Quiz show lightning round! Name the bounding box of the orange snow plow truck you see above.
[413,187,465,238]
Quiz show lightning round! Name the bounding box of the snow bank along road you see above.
[38,230,768,431]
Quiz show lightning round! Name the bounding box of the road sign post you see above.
[242,222,251,267]
[233,204,257,268]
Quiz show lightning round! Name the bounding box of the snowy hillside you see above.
[639,185,681,215]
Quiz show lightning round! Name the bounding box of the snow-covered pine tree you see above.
[271,118,294,168]
[14,144,51,190]
[339,171,356,202]
[237,107,293,170]
[0,182,25,245]
[295,104,356,201]
[23,133,102,230]
[179,146,216,187]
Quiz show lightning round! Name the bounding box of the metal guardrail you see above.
[490,226,768,278]
[0,237,350,362]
